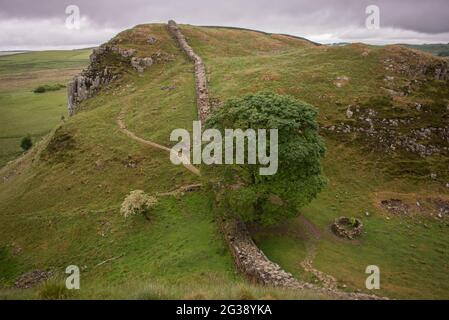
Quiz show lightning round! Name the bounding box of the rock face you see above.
[323,103,449,158]
[167,20,210,122]
[384,46,449,80]
[15,270,53,289]
[68,66,116,116]
[68,44,156,115]
[131,57,153,73]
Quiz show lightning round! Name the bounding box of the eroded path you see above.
[117,110,200,176]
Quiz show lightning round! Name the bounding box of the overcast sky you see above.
[1,0,449,50]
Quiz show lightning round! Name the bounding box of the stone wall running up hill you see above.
[167,20,210,122]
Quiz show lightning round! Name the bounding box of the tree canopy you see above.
[204,91,326,225]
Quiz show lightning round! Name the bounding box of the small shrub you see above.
[20,135,33,151]
[349,217,357,227]
[33,86,46,93]
[33,83,66,94]
[120,190,157,220]
[37,280,72,300]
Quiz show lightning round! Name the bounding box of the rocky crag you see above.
[68,44,160,115]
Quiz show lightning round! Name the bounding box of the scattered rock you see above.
[14,270,53,289]
[381,199,409,215]
[160,85,177,91]
[123,155,140,168]
[346,108,353,119]
[435,199,449,215]
[334,76,349,88]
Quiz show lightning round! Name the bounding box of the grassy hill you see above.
[0,23,448,299]
[0,49,91,167]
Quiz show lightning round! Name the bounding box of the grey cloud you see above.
[0,0,448,50]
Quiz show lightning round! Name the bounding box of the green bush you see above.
[37,280,72,300]
[33,83,66,94]
[205,91,326,226]
[20,135,33,151]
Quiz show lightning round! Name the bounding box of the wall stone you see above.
[167,20,210,122]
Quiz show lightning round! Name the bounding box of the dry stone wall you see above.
[167,20,382,299]
[68,44,155,115]
[167,20,210,122]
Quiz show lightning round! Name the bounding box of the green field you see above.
[0,49,91,167]
[0,24,448,299]
[403,43,449,57]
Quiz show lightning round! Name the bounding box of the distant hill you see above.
[402,43,449,57]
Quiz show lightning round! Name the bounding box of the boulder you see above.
[130,57,153,72]
[147,36,157,44]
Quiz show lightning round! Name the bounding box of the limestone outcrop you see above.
[384,46,449,81]
[68,44,156,115]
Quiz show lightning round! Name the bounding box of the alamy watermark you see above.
[170,121,279,176]
[65,265,80,290]
[365,265,380,290]
[65,5,81,30]
[365,5,380,30]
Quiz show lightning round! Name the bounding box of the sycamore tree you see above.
[204,91,326,226]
